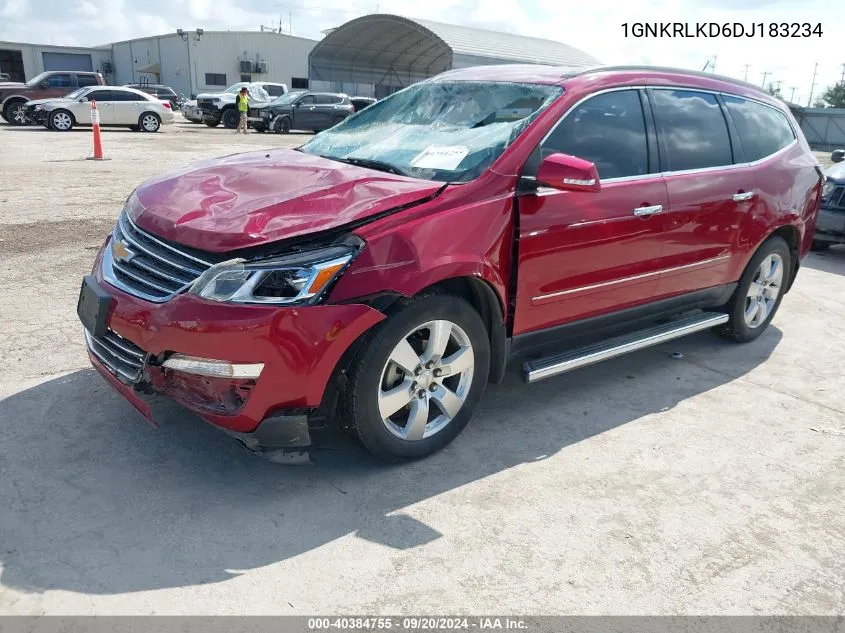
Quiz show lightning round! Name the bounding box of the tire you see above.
[4,100,29,125]
[48,109,74,131]
[273,116,291,134]
[221,108,238,129]
[253,123,266,133]
[204,119,220,128]
[716,236,791,343]
[138,112,161,133]
[811,240,830,252]
[340,294,490,462]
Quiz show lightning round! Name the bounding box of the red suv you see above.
[78,65,823,462]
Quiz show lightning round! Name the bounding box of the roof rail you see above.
[570,65,768,94]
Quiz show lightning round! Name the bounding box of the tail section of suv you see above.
[78,65,822,463]
[0,71,104,125]
[196,81,287,128]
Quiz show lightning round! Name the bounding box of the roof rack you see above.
[569,65,767,94]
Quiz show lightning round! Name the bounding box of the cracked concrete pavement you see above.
[0,120,843,615]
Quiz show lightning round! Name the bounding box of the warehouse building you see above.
[0,41,111,83]
[308,14,601,97]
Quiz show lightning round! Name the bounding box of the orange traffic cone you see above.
[87,100,105,161]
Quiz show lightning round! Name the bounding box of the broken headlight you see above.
[189,240,361,305]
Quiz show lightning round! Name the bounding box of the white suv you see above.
[196,81,288,128]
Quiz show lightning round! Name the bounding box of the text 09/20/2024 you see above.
[622,23,823,38]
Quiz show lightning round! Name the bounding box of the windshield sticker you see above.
[410,146,470,170]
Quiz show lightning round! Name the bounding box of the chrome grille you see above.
[197,98,216,114]
[85,328,148,383]
[829,186,845,210]
[103,213,211,302]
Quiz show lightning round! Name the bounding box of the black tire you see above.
[273,116,291,134]
[48,109,74,131]
[340,294,490,462]
[204,119,220,128]
[811,240,830,252]
[138,112,161,132]
[4,99,29,125]
[221,108,239,129]
[716,236,791,343]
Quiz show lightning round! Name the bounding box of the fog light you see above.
[162,354,264,379]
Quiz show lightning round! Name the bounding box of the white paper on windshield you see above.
[410,145,470,170]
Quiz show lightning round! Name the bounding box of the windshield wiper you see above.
[322,155,411,177]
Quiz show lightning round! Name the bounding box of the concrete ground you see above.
[1,119,844,615]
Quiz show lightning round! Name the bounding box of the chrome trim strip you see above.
[122,213,212,267]
[103,331,145,360]
[90,335,143,369]
[118,216,204,276]
[112,259,175,295]
[129,256,195,285]
[523,312,730,383]
[532,255,731,302]
[85,330,143,382]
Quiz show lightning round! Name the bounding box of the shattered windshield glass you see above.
[300,81,562,183]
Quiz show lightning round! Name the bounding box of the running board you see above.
[522,312,729,384]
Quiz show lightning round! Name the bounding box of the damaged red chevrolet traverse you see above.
[79,65,822,462]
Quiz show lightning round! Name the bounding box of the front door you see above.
[292,94,318,129]
[515,88,669,335]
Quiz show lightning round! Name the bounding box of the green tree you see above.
[820,82,845,108]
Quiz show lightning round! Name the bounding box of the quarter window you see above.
[723,96,795,162]
[650,89,733,172]
[541,89,650,180]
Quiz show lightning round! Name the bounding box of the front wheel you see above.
[221,108,239,129]
[273,116,291,134]
[48,109,74,131]
[340,294,490,462]
[204,119,220,128]
[717,236,790,343]
[4,100,29,125]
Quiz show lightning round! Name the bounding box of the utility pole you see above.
[742,64,750,82]
[789,86,797,102]
[808,61,819,106]
[841,63,845,83]
[761,70,770,88]
[711,55,717,73]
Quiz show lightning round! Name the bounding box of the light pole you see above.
[177,28,204,97]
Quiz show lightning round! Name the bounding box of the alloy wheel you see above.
[141,114,159,132]
[378,320,475,441]
[11,103,29,125]
[744,253,783,328]
[52,112,72,130]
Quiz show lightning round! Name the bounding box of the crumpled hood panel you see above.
[129,149,443,252]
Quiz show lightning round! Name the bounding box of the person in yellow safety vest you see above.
[236,87,249,134]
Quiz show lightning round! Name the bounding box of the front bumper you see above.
[26,107,47,125]
[83,239,385,444]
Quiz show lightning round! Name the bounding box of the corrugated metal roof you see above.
[411,18,600,67]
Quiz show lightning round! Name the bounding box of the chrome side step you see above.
[522,311,729,384]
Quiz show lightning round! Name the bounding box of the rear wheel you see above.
[48,109,74,131]
[4,100,29,125]
[253,123,266,133]
[139,112,161,132]
[717,236,790,343]
[340,294,490,462]
[221,108,239,129]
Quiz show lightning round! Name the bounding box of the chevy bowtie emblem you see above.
[111,239,135,263]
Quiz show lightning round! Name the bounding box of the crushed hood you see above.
[130,149,444,252]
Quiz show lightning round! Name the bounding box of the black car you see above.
[124,84,180,108]
[813,149,845,250]
[253,91,354,134]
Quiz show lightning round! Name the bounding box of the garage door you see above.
[42,52,93,72]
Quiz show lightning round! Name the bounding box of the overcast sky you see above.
[2,0,842,105]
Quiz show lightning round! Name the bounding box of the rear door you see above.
[515,88,669,334]
[292,94,317,129]
[110,89,145,123]
[313,94,347,129]
[649,88,751,297]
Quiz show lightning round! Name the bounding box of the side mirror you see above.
[832,149,845,164]
[535,153,601,193]
[79,97,88,102]
[40,81,49,89]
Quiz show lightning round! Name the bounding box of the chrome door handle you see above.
[633,204,663,217]
[733,191,754,201]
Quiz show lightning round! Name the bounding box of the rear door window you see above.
[76,75,99,87]
[264,84,285,97]
[722,96,796,162]
[649,89,733,172]
[540,89,651,180]
[111,90,143,101]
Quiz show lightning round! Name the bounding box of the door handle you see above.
[733,191,755,202]
[633,204,663,217]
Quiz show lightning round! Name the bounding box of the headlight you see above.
[212,98,221,103]
[823,178,835,200]
[34,104,45,111]
[188,241,361,305]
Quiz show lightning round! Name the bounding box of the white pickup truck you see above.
[196,81,288,128]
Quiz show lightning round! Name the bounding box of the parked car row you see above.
[813,148,845,249]
[0,70,106,124]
